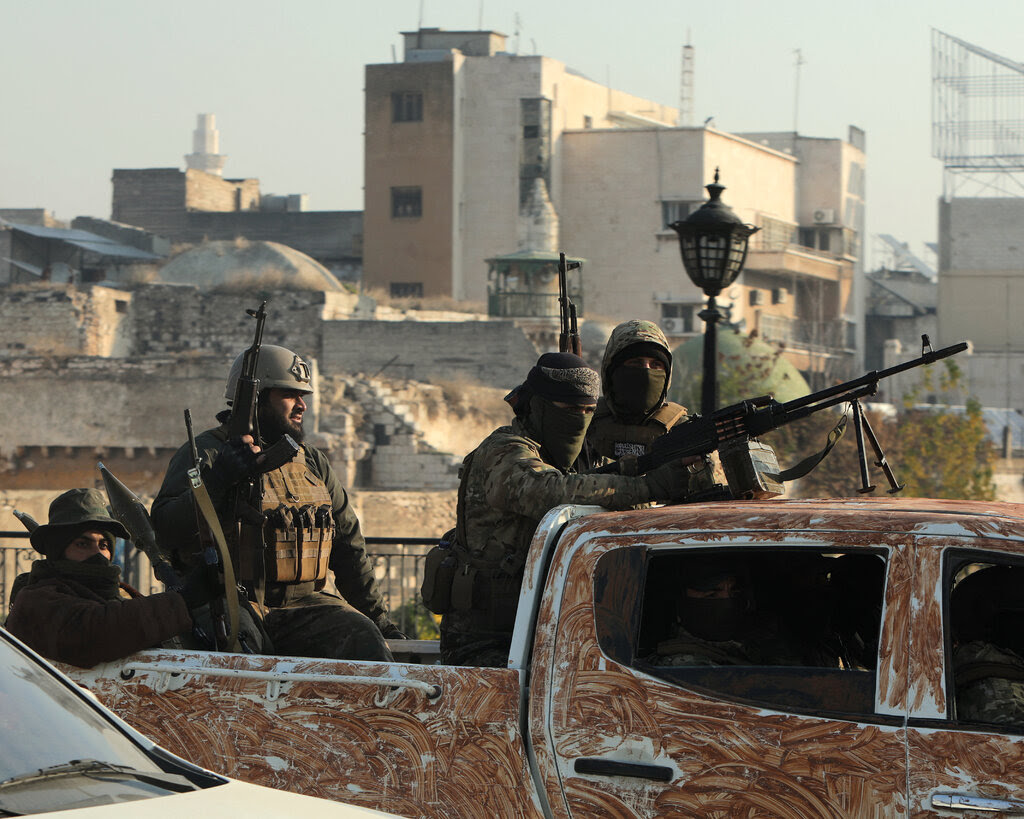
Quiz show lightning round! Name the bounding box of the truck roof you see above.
[565,497,1024,542]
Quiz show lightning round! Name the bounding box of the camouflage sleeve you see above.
[306,448,390,625]
[483,436,653,515]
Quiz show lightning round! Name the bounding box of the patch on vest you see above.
[614,441,648,457]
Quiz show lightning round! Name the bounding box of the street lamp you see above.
[670,168,760,415]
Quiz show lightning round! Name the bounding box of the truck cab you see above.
[63,498,1024,817]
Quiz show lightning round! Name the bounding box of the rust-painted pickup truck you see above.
[63,498,1024,817]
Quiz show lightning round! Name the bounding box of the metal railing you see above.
[0,532,440,636]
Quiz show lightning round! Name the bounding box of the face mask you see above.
[529,396,593,470]
[611,367,667,421]
[681,597,749,642]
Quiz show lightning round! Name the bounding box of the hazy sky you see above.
[3,0,1022,269]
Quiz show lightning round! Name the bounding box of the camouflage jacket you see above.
[455,417,654,579]
[954,640,1024,726]
[151,423,389,626]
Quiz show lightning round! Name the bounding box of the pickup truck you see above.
[63,497,1024,817]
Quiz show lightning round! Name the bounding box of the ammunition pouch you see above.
[240,452,334,590]
[421,528,458,614]
[420,527,524,631]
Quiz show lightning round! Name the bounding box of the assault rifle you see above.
[226,301,300,470]
[557,252,582,356]
[596,336,969,495]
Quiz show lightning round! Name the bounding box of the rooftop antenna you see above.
[478,0,484,29]
[679,31,695,127]
[793,48,805,134]
[513,12,521,54]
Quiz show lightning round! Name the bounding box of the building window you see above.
[661,200,702,229]
[391,92,423,122]
[390,282,423,298]
[391,187,422,218]
[583,115,593,129]
[659,303,698,335]
[523,124,539,139]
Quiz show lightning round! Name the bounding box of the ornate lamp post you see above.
[670,169,760,415]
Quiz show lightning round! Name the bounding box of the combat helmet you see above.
[224,345,313,401]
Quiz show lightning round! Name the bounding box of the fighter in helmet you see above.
[581,320,712,491]
[152,345,400,662]
[433,352,701,667]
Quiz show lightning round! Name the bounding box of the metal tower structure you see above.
[932,28,1024,199]
[678,42,694,127]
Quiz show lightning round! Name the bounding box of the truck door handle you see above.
[932,792,1024,814]
[573,758,673,782]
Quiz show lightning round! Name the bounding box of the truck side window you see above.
[594,547,887,718]
[947,555,1024,731]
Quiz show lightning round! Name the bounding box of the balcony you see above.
[759,314,856,354]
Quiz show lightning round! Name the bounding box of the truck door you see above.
[906,539,1024,816]
[532,533,911,818]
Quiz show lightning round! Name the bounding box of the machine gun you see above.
[596,336,969,496]
[557,252,582,356]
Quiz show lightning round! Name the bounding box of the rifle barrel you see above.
[784,342,967,412]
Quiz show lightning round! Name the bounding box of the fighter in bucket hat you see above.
[6,488,212,668]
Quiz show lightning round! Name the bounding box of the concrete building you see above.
[363,28,865,383]
[935,197,1024,409]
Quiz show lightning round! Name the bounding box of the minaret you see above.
[517,177,559,251]
[184,113,227,176]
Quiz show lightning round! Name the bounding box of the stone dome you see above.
[669,328,810,407]
[158,240,344,291]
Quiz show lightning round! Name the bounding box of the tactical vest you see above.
[587,401,688,459]
[238,449,334,589]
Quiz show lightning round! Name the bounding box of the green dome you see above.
[669,328,810,408]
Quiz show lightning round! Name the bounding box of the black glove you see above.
[644,458,692,503]
[379,621,408,640]
[172,565,222,611]
[204,437,260,497]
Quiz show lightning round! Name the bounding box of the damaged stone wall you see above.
[0,285,133,358]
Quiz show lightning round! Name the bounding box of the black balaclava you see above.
[510,352,600,470]
[609,342,670,423]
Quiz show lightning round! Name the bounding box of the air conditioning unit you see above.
[812,208,835,225]
[749,290,766,306]
[662,317,688,335]
[772,287,788,305]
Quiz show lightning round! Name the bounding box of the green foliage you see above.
[392,598,440,639]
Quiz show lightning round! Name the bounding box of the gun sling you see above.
[188,467,242,652]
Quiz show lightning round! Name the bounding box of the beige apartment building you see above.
[363,28,865,382]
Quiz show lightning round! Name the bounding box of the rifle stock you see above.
[596,338,969,481]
